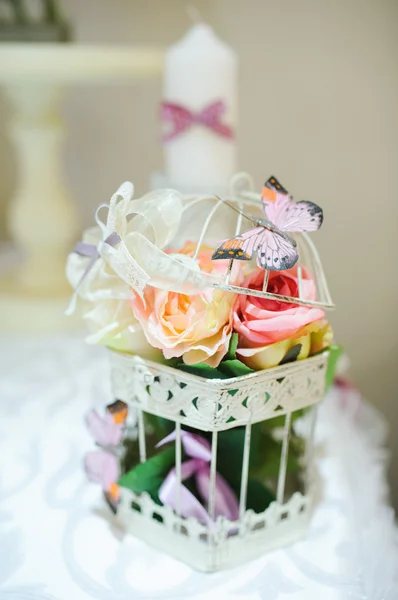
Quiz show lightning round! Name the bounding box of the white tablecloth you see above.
[1,336,397,600]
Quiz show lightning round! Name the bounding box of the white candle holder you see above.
[0,44,163,332]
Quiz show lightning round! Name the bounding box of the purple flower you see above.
[156,430,239,524]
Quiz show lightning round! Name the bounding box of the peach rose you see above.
[233,267,331,370]
[129,243,239,367]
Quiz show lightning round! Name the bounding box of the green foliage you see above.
[325,345,343,390]
[216,425,277,512]
[175,362,231,379]
[279,344,302,365]
[163,333,254,380]
[261,408,306,431]
[217,359,254,378]
[245,479,275,513]
[225,332,239,361]
[250,431,302,480]
[118,446,176,505]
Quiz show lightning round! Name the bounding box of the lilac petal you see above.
[155,429,177,448]
[181,433,212,462]
[85,410,123,446]
[159,468,212,526]
[84,450,118,491]
[195,465,239,521]
[180,458,203,481]
[156,429,212,462]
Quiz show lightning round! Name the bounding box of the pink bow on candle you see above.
[156,430,239,525]
[161,99,234,142]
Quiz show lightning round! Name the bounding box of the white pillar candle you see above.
[163,23,238,193]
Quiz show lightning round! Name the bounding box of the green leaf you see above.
[245,479,275,512]
[145,413,175,436]
[325,345,343,390]
[162,357,182,369]
[170,343,254,381]
[225,333,239,361]
[261,408,306,430]
[118,446,176,498]
[175,362,231,379]
[217,359,254,378]
[279,344,302,365]
[250,432,302,480]
[216,424,263,492]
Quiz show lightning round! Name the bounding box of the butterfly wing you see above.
[212,226,298,271]
[276,200,323,232]
[86,409,124,446]
[261,176,288,203]
[262,176,323,233]
[84,449,119,491]
[256,229,298,271]
[212,227,267,261]
[104,482,121,514]
[107,399,128,425]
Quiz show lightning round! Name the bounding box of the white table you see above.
[0,336,397,600]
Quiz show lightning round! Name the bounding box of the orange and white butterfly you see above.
[85,399,128,514]
[212,176,323,271]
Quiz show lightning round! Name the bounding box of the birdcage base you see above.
[117,488,312,572]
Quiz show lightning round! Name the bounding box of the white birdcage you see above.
[108,350,327,571]
[76,172,334,572]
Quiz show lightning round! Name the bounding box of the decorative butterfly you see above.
[85,399,128,514]
[211,176,323,271]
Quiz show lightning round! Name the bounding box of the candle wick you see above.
[186,4,203,24]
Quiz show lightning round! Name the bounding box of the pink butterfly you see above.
[212,176,323,271]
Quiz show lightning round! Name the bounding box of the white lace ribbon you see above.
[66,182,224,315]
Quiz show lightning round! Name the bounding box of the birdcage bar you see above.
[301,232,334,307]
[214,281,334,309]
[276,412,292,504]
[297,265,303,299]
[239,190,261,204]
[304,406,317,493]
[224,258,234,287]
[239,422,252,519]
[208,430,218,521]
[182,195,212,214]
[262,270,269,292]
[224,201,244,286]
[175,421,183,517]
[193,198,224,261]
[137,408,147,463]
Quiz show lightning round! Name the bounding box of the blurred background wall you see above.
[1,0,397,498]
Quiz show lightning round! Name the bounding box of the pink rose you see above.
[129,243,240,367]
[233,267,328,370]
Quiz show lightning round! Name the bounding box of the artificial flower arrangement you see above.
[67,173,339,570]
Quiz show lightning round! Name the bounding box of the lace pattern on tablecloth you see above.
[0,336,397,600]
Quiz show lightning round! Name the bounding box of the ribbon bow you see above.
[161,99,234,142]
[65,231,121,316]
[156,430,239,525]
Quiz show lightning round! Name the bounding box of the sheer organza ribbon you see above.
[66,182,224,314]
[156,430,239,525]
[65,231,122,315]
[161,100,234,142]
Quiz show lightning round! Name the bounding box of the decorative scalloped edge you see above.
[117,488,313,571]
[109,351,328,432]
